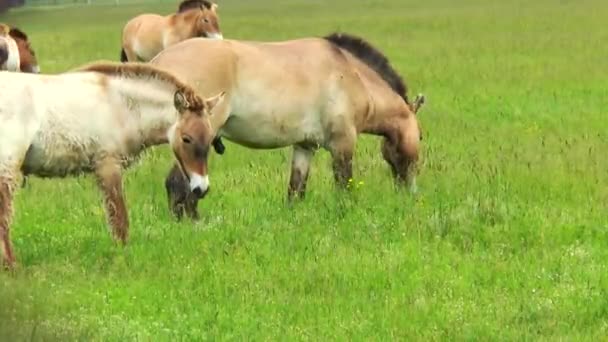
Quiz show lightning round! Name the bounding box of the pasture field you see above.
[1,0,608,340]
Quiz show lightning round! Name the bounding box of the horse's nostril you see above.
[192,187,203,198]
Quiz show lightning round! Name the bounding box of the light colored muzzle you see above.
[206,32,223,40]
[189,172,209,194]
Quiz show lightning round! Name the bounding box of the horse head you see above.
[0,24,20,71]
[168,89,226,198]
[194,2,222,39]
[9,27,39,73]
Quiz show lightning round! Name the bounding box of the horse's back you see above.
[152,37,369,148]
[122,14,165,50]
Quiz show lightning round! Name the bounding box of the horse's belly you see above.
[21,139,97,178]
[220,114,324,149]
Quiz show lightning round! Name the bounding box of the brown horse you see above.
[120,0,222,63]
[9,26,39,73]
[0,61,224,268]
[0,24,40,74]
[150,32,425,220]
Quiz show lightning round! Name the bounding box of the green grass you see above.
[1,0,608,340]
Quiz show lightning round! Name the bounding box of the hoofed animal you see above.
[0,24,20,72]
[0,24,40,74]
[0,62,225,268]
[120,0,222,63]
[150,32,425,220]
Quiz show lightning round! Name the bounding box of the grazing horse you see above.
[150,32,425,220]
[120,0,222,63]
[0,24,40,73]
[0,62,225,268]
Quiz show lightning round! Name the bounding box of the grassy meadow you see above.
[1,0,608,339]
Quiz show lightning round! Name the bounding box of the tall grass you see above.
[1,0,607,339]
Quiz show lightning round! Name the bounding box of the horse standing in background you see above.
[0,24,40,74]
[150,33,426,220]
[0,62,225,268]
[120,0,223,63]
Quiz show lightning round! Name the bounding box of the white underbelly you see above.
[21,133,99,177]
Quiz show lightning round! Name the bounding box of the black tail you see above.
[120,48,128,62]
[212,137,226,155]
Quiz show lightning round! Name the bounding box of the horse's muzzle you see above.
[192,186,209,199]
[205,32,223,40]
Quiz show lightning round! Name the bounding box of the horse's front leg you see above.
[288,145,315,201]
[95,159,128,244]
[327,131,356,189]
[0,174,17,269]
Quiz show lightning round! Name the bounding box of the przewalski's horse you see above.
[150,32,425,220]
[8,26,40,74]
[0,62,225,268]
[0,24,40,74]
[0,23,20,71]
[120,0,222,63]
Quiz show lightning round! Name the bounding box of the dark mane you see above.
[324,32,409,103]
[75,61,205,110]
[177,0,212,12]
[8,27,28,41]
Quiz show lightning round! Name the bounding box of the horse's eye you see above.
[182,136,192,144]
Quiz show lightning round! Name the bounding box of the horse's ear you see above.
[0,24,10,36]
[412,93,425,114]
[204,91,226,114]
[211,3,218,12]
[174,90,191,113]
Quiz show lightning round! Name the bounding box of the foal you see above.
[0,62,224,268]
[120,0,222,62]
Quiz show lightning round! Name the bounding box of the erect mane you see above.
[75,61,204,110]
[8,27,28,41]
[177,0,212,13]
[324,32,409,104]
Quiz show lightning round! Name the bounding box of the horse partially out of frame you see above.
[150,32,425,220]
[0,24,40,74]
[120,0,222,63]
[0,62,225,268]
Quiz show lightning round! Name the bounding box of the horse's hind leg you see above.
[0,174,16,268]
[95,159,129,244]
[288,145,315,201]
[381,116,420,193]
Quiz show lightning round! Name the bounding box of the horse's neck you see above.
[165,13,194,40]
[351,61,407,134]
[110,77,177,146]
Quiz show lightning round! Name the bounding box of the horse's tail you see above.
[212,137,226,155]
[120,48,128,62]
